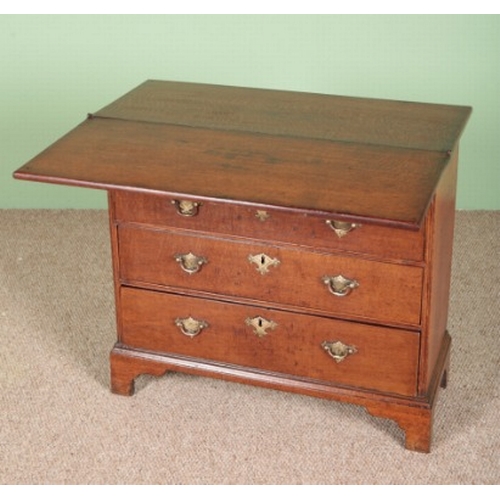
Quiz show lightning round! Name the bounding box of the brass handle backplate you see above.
[245,316,277,338]
[175,252,208,274]
[322,274,359,297]
[172,199,201,217]
[248,253,280,275]
[322,340,357,363]
[326,220,360,238]
[175,317,208,338]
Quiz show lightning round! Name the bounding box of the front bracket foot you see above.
[110,346,169,396]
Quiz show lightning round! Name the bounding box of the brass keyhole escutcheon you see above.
[255,210,270,222]
[248,253,280,275]
[245,316,277,338]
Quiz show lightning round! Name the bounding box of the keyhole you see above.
[258,318,263,328]
[248,253,280,275]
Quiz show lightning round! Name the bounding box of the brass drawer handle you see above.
[245,316,277,338]
[175,316,209,338]
[248,253,280,275]
[322,274,359,297]
[171,199,201,217]
[175,252,208,274]
[322,340,357,363]
[325,220,360,238]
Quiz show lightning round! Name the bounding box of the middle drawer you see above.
[118,225,423,327]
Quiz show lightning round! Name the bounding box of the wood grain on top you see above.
[95,80,471,152]
[14,80,472,228]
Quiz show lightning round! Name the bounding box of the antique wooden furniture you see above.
[14,80,471,452]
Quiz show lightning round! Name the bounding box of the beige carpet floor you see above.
[0,209,499,484]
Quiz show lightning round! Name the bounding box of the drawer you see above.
[118,225,423,327]
[119,287,419,397]
[112,190,425,263]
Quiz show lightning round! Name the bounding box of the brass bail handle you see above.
[175,252,208,274]
[321,340,357,363]
[322,274,359,297]
[325,219,360,238]
[172,199,201,217]
[175,317,209,338]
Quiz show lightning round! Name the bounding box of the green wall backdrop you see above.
[1,15,499,209]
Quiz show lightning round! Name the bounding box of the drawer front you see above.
[118,225,423,327]
[112,191,425,262]
[120,287,419,397]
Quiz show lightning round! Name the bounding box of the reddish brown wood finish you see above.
[96,80,470,153]
[110,347,170,396]
[112,190,426,263]
[14,81,471,230]
[13,81,471,452]
[117,225,423,327]
[119,286,420,397]
[14,118,451,228]
[109,330,451,452]
[418,148,459,394]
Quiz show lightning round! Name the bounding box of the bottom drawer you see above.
[119,287,419,397]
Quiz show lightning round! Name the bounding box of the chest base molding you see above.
[110,330,450,453]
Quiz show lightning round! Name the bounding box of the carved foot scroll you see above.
[365,403,433,453]
[110,346,170,396]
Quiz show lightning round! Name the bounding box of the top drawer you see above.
[111,191,425,263]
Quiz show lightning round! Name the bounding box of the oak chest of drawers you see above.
[14,80,471,452]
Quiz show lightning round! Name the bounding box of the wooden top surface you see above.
[14,80,472,228]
